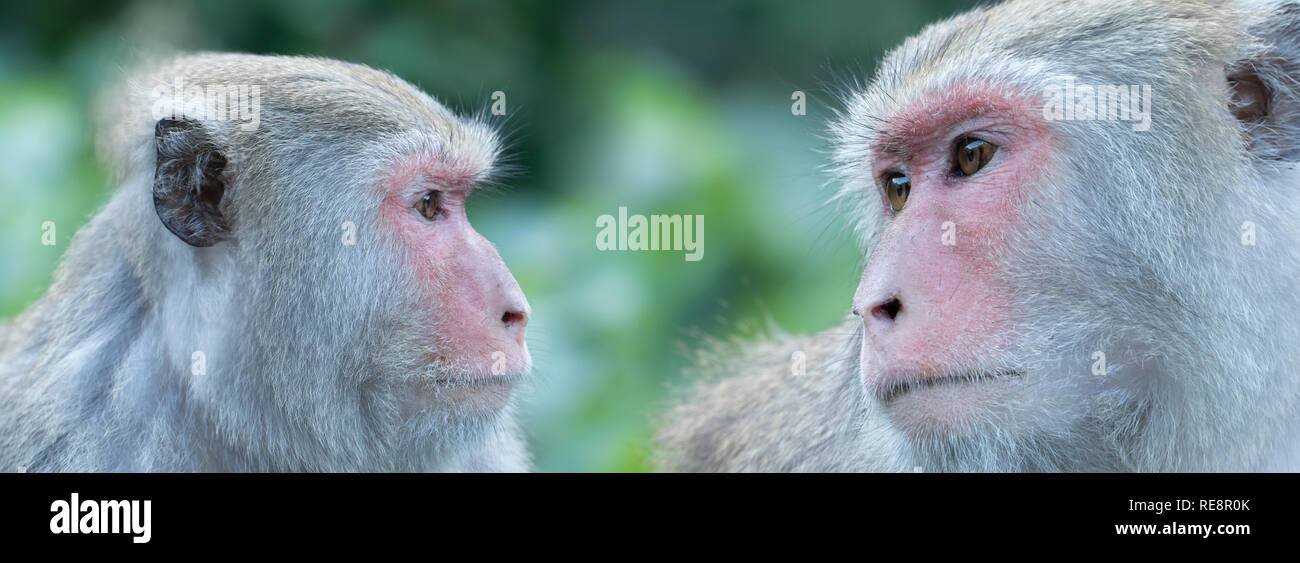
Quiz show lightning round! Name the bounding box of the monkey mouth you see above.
[409,372,525,416]
[429,373,525,387]
[877,369,1024,403]
[422,353,531,386]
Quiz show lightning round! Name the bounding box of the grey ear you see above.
[153,118,231,247]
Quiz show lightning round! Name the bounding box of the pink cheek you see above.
[381,197,445,282]
[382,206,482,353]
[384,206,525,376]
[876,212,1015,373]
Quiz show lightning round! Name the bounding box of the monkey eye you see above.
[882,172,911,213]
[954,137,997,176]
[415,190,444,221]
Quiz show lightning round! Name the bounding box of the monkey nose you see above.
[501,308,527,328]
[500,304,529,345]
[871,296,903,322]
[855,294,903,328]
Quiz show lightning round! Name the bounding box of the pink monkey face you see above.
[380,151,531,413]
[852,82,1057,437]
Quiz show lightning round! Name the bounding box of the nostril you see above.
[871,297,902,322]
[501,310,526,326]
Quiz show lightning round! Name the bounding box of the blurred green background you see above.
[0,0,970,471]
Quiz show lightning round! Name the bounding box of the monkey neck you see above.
[0,190,239,470]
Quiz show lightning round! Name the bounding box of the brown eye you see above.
[955,137,997,176]
[882,172,911,213]
[416,191,442,220]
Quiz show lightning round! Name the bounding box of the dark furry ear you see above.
[1231,4,1300,161]
[153,118,231,247]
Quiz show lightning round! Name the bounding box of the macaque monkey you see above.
[0,54,532,471]
[656,0,1300,472]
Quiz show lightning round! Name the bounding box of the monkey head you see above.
[116,54,530,469]
[834,0,1300,470]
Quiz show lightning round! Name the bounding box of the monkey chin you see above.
[874,371,1025,440]
[415,377,521,416]
[404,353,532,417]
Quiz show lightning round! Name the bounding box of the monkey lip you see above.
[422,353,532,386]
[876,369,1024,402]
[428,373,526,386]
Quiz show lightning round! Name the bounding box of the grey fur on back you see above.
[654,320,904,472]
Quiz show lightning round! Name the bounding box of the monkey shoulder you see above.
[653,321,874,472]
